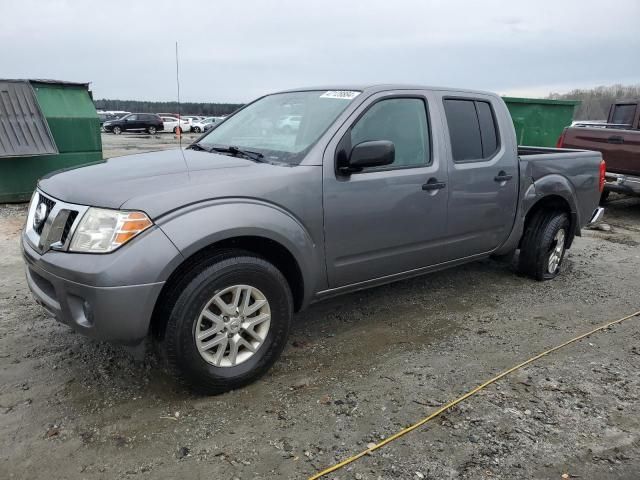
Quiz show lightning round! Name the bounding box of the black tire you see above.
[193,126,201,133]
[147,126,157,135]
[600,190,610,205]
[518,210,570,281]
[113,126,122,135]
[164,250,293,394]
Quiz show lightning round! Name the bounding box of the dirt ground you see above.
[1,134,639,479]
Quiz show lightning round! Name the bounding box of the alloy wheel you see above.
[194,285,271,367]
[547,228,566,274]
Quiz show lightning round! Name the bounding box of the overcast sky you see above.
[2,0,639,103]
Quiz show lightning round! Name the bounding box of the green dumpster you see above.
[502,97,580,148]
[0,79,102,203]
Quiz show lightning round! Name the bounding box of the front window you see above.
[197,90,361,164]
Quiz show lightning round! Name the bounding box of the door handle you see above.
[607,135,624,144]
[422,178,446,191]
[494,171,513,182]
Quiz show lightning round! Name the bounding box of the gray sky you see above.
[2,0,639,103]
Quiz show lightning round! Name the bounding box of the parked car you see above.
[276,114,302,133]
[102,113,164,135]
[97,112,128,131]
[161,116,191,134]
[23,85,604,394]
[178,115,203,131]
[191,116,220,133]
[203,119,222,132]
[558,100,640,202]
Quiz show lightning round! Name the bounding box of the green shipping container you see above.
[503,97,580,148]
[0,79,102,203]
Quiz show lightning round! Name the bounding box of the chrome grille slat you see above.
[25,190,88,253]
[35,194,55,234]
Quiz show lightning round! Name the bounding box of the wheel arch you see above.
[520,194,575,249]
[150,234,306,340]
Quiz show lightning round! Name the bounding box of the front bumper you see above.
[604,172,640,196]
[22,228,180,345]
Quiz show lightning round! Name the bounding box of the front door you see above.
[124,114,140,131]
[323,92,449,288]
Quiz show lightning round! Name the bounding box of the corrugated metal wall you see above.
[0,81,58,158]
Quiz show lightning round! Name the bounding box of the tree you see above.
[94,99,244,116]
[547,84,640,120]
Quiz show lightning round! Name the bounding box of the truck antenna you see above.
[175,41,182,148]
[175,41,189,175]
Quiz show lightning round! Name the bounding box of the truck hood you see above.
[38,148,312,218]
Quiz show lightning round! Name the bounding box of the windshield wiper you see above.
[209,145,265,162]
[187,142,209,151]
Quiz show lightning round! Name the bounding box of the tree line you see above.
[94,99,244,116]
[547,84,640,121]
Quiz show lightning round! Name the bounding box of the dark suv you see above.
[103,113,164,135]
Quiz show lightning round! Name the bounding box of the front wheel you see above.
[163,251,293,394]
[518,210,570,281]
[113,126,122,135]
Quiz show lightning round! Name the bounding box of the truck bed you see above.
[517,145,603,230]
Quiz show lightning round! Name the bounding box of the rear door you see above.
[607,103,640,174]
[440,94,519,258]
[323,91,449,288]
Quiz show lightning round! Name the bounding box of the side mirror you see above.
[340,140,395,174]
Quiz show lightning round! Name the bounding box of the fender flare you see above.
[155,198,322,306]
[495,175,579,255]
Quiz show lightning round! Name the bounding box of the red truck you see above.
[558,100,640,202]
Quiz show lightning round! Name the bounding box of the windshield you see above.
[197,90,361,164]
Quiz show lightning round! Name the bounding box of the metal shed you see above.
[0,79,102,202]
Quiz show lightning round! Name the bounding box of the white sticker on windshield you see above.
[320,90,361,100]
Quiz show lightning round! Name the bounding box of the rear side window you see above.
[611,104,636,125]
[443,99,499,162]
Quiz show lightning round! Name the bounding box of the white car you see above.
[191,116,221,133]
[161,116,191,134]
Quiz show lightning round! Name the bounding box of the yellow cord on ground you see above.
[309,309,640,480]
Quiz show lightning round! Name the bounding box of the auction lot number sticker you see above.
[320,90,361,100]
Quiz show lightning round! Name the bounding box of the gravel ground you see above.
[100,131,201,158]
[1,136,639,479]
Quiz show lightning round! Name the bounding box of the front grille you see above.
[60,211,78,245]
[25,190,88,253]
[35,194,56,234]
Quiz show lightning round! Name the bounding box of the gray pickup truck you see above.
[22,85,604,393]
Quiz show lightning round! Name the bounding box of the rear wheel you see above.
[113,126,122,135]
[193,126,201,133]
[518,210,570,281]
[147,126,157,135]
[163,251,293,394]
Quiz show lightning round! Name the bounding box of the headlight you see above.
[69,208,153,253]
